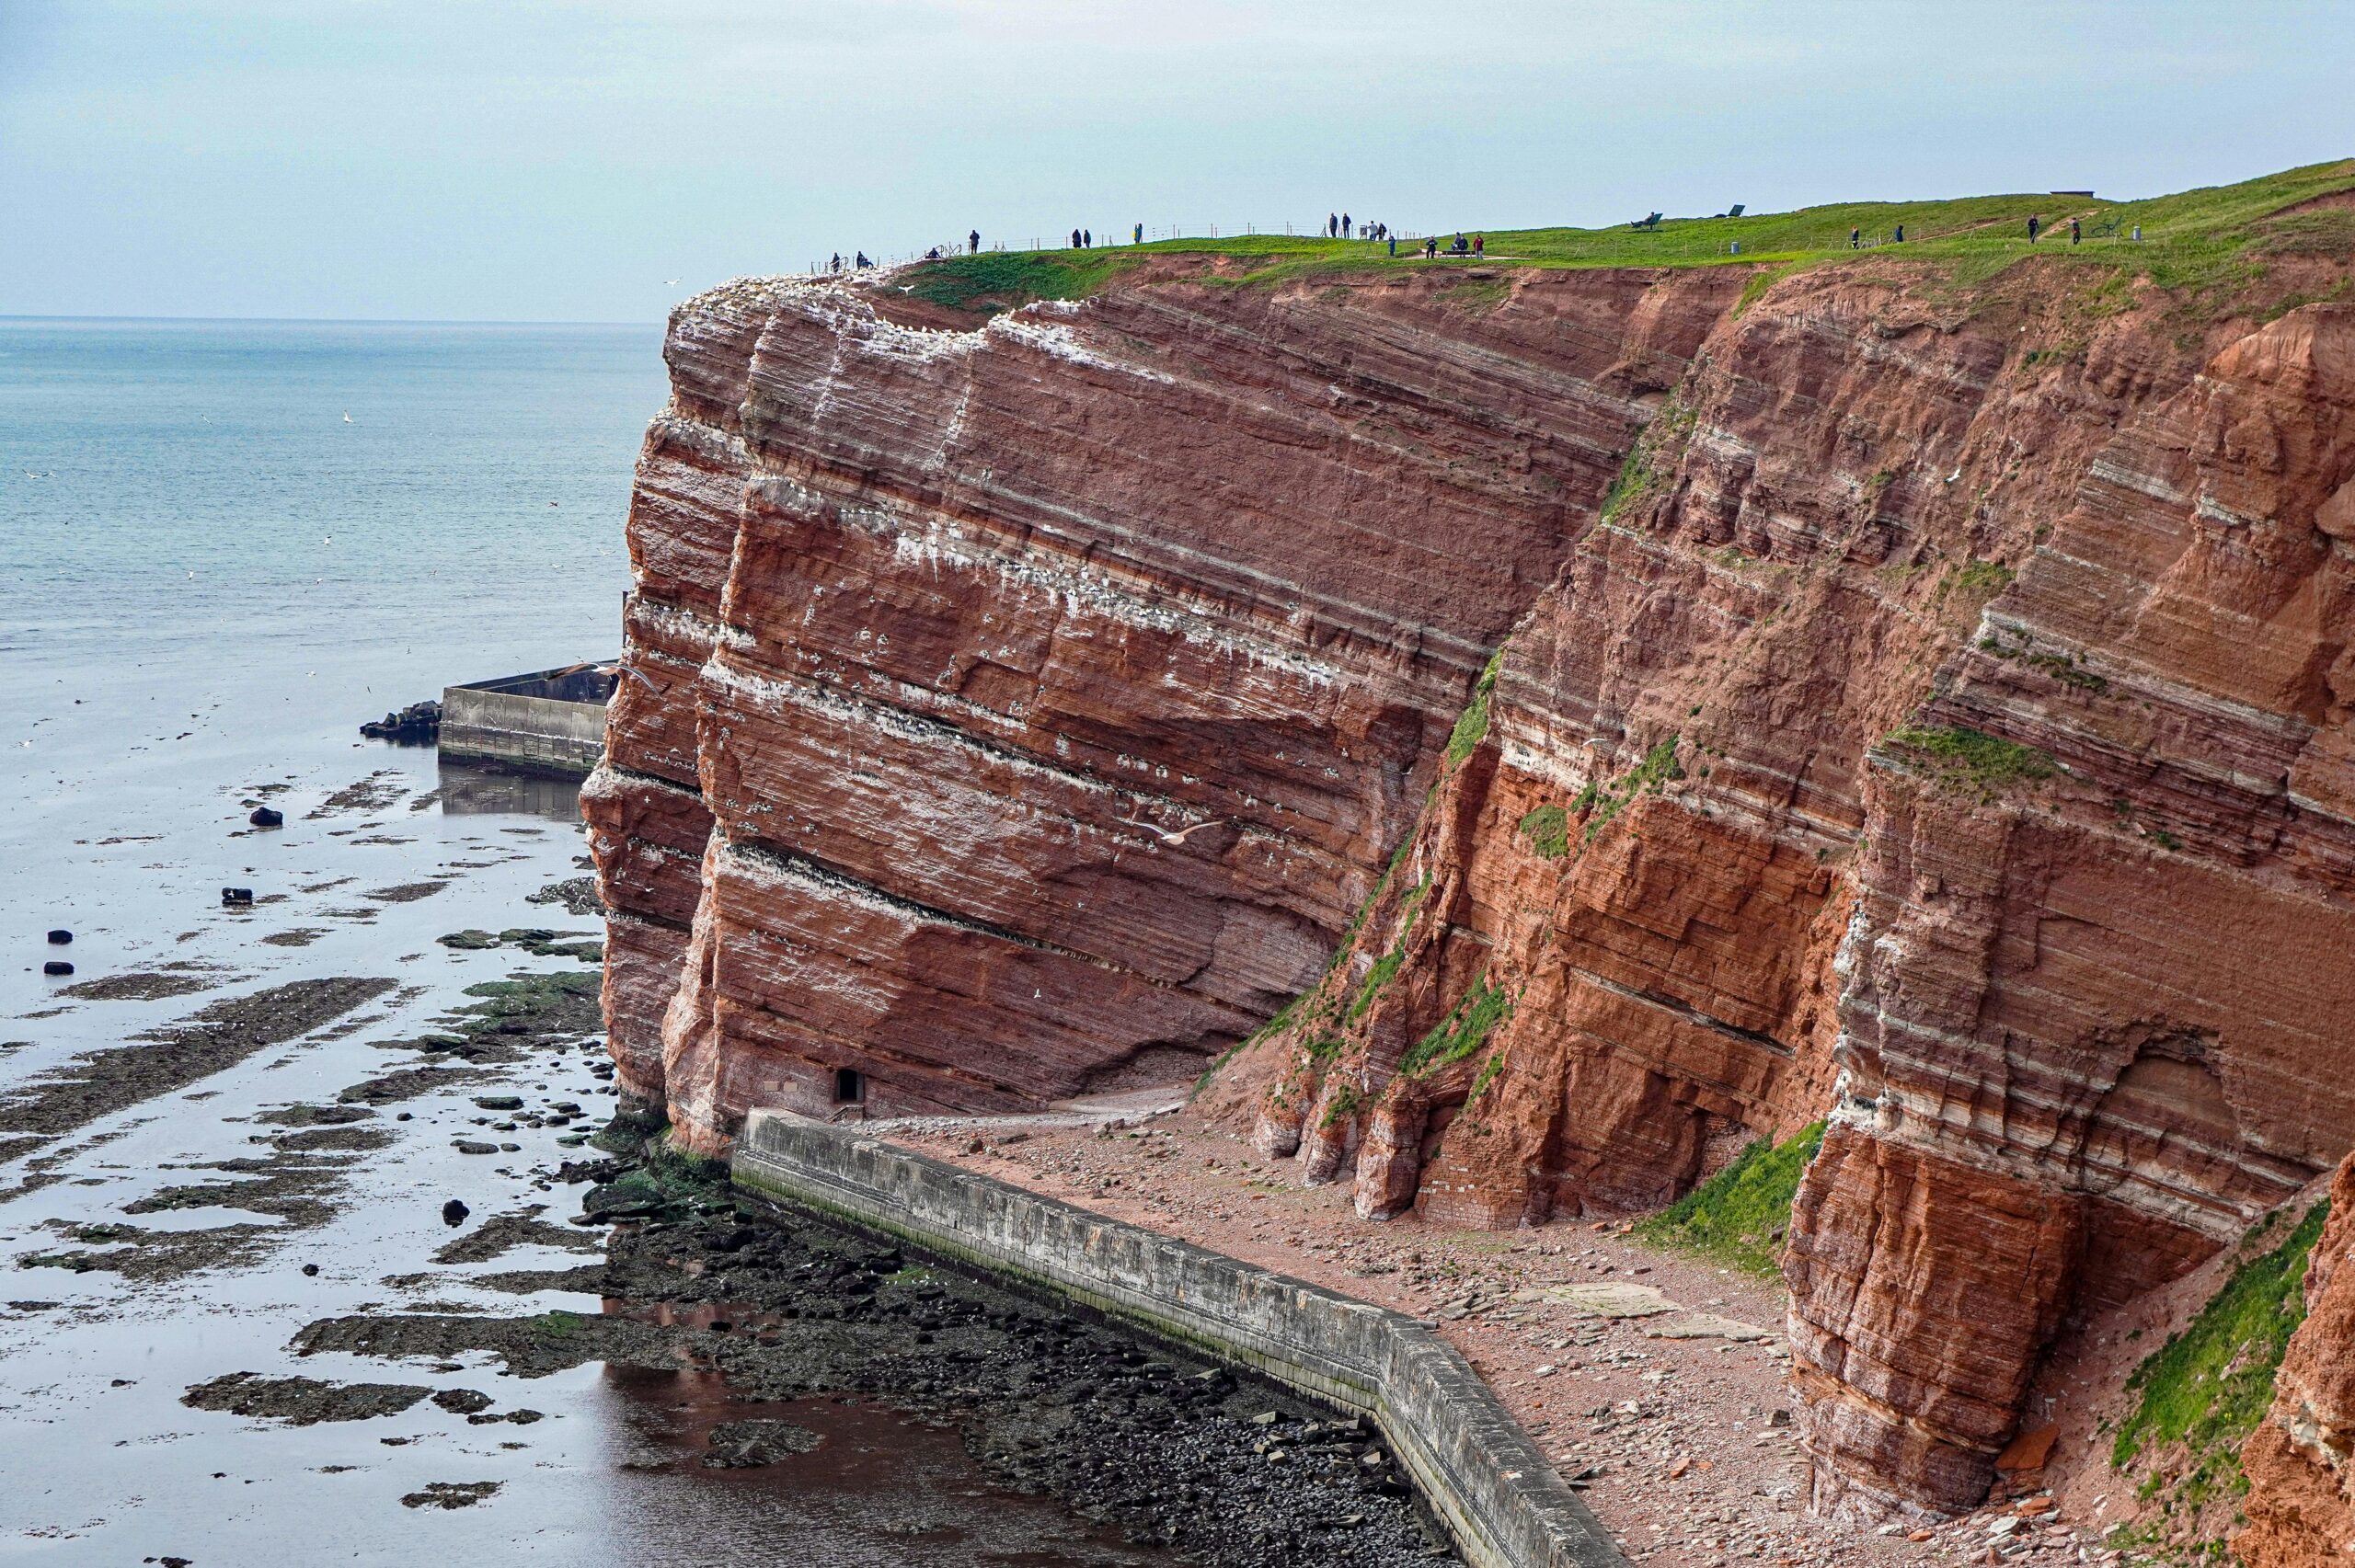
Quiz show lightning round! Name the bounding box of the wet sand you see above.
[0,749,1458,1566]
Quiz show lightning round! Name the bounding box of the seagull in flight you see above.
[1114,815,1225,846]
[666,278,681,286]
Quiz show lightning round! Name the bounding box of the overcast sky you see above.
[4,0,2350,322]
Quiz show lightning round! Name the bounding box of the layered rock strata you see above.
[593,213,2355,1526]
[588,262,1741,1148]
[1221,279,2355,1516]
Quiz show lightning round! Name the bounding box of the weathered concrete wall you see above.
[732,1109,1626,1568]
[440,686,606,777]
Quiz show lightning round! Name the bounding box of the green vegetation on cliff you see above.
[1634,1121,1826,1277]
[1884,725,2057,797]
[1517,804,1570,860]
[1575,736,1685,842]
[896,160,2355,313]
[2109,1201,2328,1520]
[1397,975,1513,1078]
[897,249,1140,315]
[1443,649,1506,768]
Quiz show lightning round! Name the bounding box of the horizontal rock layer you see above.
[591,262,1741,1147]
[593,230,2355,1524]
[1215,273,2355,1516]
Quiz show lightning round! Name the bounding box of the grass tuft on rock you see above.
[1397,976,1513,1077]
[1443,650,1506,768]
[2110,1201,2328,1513]
[1634,1121,1825,1276]
[1884,725,2056,796]
[1517,804,1570,860]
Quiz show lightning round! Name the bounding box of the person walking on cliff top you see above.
[1425,236,1439,259]
[1850,226,1861,248]
[1387,235,1397,258]
[2028,214,2041,243]
[1070,228,1082,248]
[1327,212,1338,237]
[1341,212,1351,239]
[1133,223,1143,245]
[1894,223,1904,243]
[1084,228,1092,246]
[1474,234,1485,257]
[969,229,980,254]
[2070,216,2081,245]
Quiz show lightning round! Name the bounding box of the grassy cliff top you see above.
[896,158,2355,315]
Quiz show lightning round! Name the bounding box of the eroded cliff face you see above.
[1212,276,2355,1517]
[1788,303,2355,1519]
[592,231,2355,1527]
[587,260,1743,1149]
[2243,1155,2355,1568]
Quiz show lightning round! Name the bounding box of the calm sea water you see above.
[0,316,665,1021]
[0,322,1176,1564]
[0,316,661,840]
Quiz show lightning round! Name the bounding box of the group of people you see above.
[1419,233,1484,258]
[1326,212,1395,243]
[856,202,2130,281]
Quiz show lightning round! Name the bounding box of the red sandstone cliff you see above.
[2243,1156,2355,1567]
[587,261,1742,1148]
[592,181,2355,1529]
[1205,252,2355,1516]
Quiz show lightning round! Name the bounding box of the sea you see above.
[0,320,1164,1565]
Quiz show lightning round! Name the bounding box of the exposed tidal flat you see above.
[0,318,1453,1564]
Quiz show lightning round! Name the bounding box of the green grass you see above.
[1939,557,2016,606]
[1396,976,1513,1077]
[1633,1121,1826,1276]
[892,160,2355,314]
[1346,877,1430,1024]
[1600,398,1697,525]
[1884,725,2057,795]
[892,248,1140,315]
[1518,804,1570,860]
[1578,736,1685,842]
[1443,650,1506,768]
[2111,1202,2329,1515]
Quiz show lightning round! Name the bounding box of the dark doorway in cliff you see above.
[833,1068,866,1105]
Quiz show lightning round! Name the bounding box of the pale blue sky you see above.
[4,0,2349,322]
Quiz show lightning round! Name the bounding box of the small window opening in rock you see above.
[834,1068,866,1104]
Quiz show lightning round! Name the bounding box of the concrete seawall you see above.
[733,1110,1627,1568]
[440,663,613,777]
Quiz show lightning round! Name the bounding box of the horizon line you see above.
[0,313,663,328]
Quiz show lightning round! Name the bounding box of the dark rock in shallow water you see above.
[42,961,73,977]
[182,1371,430,1425]
[442,1199,470,1227]
[399,1480,498,1510]
[45,929,71,945]
[248,806,284,828]
[360,700,442,744]
[431,1388,493,1414]
[221,887,254,907]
